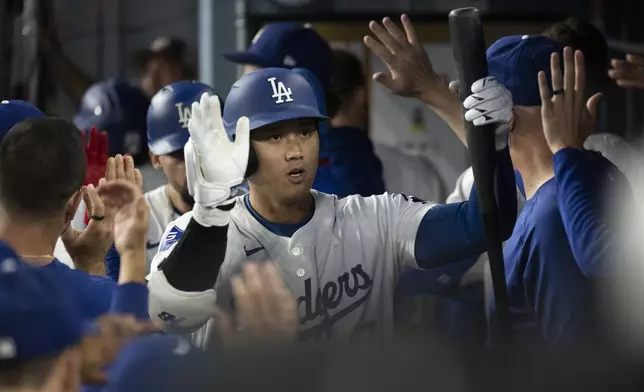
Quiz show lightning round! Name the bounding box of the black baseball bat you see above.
[448,7,512,342]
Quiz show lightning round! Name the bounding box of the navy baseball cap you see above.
[223,22,333,89]
[147,80,215,156]
[487,35,564,106]
[74,79,150,156]
[105,334,213,391]
[0,242,83,361]
[0,100,46,141]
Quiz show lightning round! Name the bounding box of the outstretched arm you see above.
[364,15,467,144]
[414,146,516,269]
[538,47,623,278]
[553,149,629,278]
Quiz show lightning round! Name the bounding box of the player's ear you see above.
[244,145,259,178]
[149,150,162,169]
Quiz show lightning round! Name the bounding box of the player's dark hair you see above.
[0,118,86,219]
[329,49,366,110]
[542,18,610,95]
[0,354,60,388]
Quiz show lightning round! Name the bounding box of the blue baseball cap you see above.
[223,22,333,89]
[487,35,564,106]
[0,100,47,141]
[74,79,150,156]
[0,242,83,361]
[223,67,328,138]
[147,80,215,156]
[105,334,213,391]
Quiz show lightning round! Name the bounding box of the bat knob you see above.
[448,7,480,18]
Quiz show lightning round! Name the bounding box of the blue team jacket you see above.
[313,126,386,198]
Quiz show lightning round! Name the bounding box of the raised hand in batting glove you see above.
[82,126,109,187]
[185,93,250,226]
[463,76,514,151]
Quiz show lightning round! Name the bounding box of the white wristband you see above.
[192,202,233,227]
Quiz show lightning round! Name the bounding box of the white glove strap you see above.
[192,201,234,227]
[185,140,237,207]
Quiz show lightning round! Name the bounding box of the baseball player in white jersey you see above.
[146,66,518,346]
[142,81,230,271]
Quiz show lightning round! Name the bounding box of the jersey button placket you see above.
[290,246,305,277]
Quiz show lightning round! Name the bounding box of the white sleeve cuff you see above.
[147,269,217,335]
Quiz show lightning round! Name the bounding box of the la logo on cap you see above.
[252,27,266,44]
[268,77,293,104]
[175,102,192,128]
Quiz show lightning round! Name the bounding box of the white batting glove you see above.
[463,76,513,151]
[185,93,250,226]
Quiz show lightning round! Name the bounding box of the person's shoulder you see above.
[144,184,167,201]
[584,132,632,153]
[144,185,171,216]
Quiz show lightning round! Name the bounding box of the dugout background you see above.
[2,0,644,152]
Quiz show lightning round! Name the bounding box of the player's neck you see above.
[248,191,313,224]
[331,112,365,130]
[166,184,192,214]
[510,137,554,200]
[0,209,59,266]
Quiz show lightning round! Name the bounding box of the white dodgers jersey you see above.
[144,185,181,273]
[151,190,435,345]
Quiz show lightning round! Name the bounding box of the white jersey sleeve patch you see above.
[147,268,217,334]
[148,211,193,278]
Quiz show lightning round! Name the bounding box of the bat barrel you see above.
[448,8,489,104]
[448,7,513,344]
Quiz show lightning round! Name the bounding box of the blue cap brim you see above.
[246,107,329,132]
[148,132,190,156]
[223,51,274,68]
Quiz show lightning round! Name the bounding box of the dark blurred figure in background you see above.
[330,49,446,202]
[224,23,385,197]
[73,80,150,164]
[132,37,196,99]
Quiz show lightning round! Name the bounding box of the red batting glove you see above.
[82,126,109,225]
[83,126,109,186]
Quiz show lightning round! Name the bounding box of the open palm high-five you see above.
[538,47,603,154]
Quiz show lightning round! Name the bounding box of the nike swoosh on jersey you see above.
[244,245,265,257]
[146,241,160,249]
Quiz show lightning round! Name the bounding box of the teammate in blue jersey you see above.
[483,41,610,345]
[470,39,601,346]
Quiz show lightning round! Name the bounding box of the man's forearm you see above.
[119,248,147,284]
[420,90,467,146]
